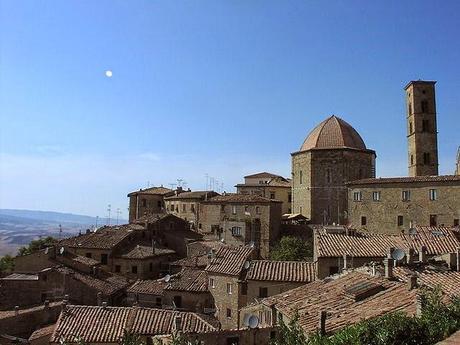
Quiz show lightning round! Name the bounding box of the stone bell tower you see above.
[405,80,439,177]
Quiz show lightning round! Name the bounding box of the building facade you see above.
[127,186,175,222]
[291,115,376,224]
[347,176,460,233]
[198,194,282,258]
[235,172,292,215]
[405,80,439,177]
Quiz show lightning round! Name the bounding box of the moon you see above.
[105,70,113,78]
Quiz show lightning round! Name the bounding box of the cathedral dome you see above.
[299,115,367,151]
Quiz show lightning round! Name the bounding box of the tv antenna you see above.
[169,183,177,190]
[59,224,62,239]
[205,173,209,190]
[107,204,112,225]
[177,179,183,188]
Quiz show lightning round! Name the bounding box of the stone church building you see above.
[291,115,376,224]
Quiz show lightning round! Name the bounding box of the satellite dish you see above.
[59,247,65,255]
[44,247,49,254]
[248,315,259,329]
[243,261,251,270]
[249,241,255,249]
[220,238,225,243]
[391,248,405,261]
[164,274,171,283]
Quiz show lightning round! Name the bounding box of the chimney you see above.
[174,315,182,332]
[419,246,427,263]
[97,292,103,306]
[102,302,108,309]
[387,247,395,259]
[371,262,376,276]
[408,275,417,290]
[14,306,19,316]
[384,258,394,279]
[406,248,415,265]
[318,310,327,336]
[343,254,348,270]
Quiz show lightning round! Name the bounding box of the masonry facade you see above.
[291,116,376,225]
[127,186,174,222]
[347,176,460,233]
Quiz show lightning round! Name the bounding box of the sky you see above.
[1,1,459,218]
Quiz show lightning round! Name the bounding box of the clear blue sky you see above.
[1,1,459,218]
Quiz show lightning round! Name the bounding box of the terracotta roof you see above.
[205,245,254,276]
[244,172,283,179]
[165,268,208,292]
[299,115,368,152]
[187,241,225,257]
[263,271,417,335]
[246,261,316,283]
[55,267,129,296]
[121,244,175,259]
[60,224,143,249]
[437,330,460,345]
[315,226,460,258]
[0,302,62,320]
[205,194,281,204]
[171,255,208,268]
[71,254,100,266]
[164,191,219,200]
[51,305,218,342]
[1,273,38,280]
[127,279,167,295]
[29,324,56,341]
[347,175,460,185]
[128,186,173,197]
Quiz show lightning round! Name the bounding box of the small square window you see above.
[270,192,275,199]
[353,191,362,202]
[402,191,411,201]
[256,207,261,214]
[100,254,108,265]
[132,266,138,274]
[209,278,215,288]
[372,191,381,201]
[259,287,268,298]
[232,205,237,215]
[361,216,367,226]
[398,215,404,226]
[226,308,232,318]
[227,283,232,295]
[231,226,242,237]
[429,189,437,201]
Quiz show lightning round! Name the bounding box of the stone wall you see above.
[348,181,460,234]
[246,280,305,306]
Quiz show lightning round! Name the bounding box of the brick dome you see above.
[300,115,367,151]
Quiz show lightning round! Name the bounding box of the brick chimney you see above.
[384,258,394,279]
[318,310,327,336]
[407,275,417,290]
[406,248,415,265]
[419,246,427,263]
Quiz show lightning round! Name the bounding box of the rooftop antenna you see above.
[169,183,177,190]
[116,208,122,225]
[107,204,112,226]
[205,174,209,191]
[177,179,183,188]
[215,178,219,192]
[59,224,62,239]
[182,181,188,190]
[95,216,99,229]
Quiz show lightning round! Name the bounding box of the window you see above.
[226,308,232,318]
[173,296,182,308]
[256,206,261,214]
[409,122,413,134]
[86,253,92,258]
[141,199,147,207]
[259,287,268,298]
[132,265,138,274]
[398,215,404,226]
[270,192,275,199]
[157,200,162,209]
[299,170,303,184]
[454,219,459,227]
[244,205,249,212]
[372,191,381,201]
[423,152,430,165]
[198,223,202,230]
[241,282,247,295]
[429,189,437,201]
[115,265,121,273]
[100,254,108,265]
[329,266,339,275]
[149,262,153,272]
[422,119,430,132]
[209,278,215,288]
[170,204,175,211]
[408,102,412,114]
[430,215,437,227]
[191,204,195,213]
[361,216,367,226]
[227,283,233,295]
[232,205,237,215]
[402,190,411,201]
[221,205,225,212]
[421,100,428,113]
[410,154,414,165]
[155,297,162,307]
[288,193,292,202]
[182,204,186,212]
[326,168,332,184]
[231,226,242,236]
[353,191,362,202]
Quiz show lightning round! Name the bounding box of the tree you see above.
[270,236,312,261]
[17,236,57,256]
[0,255,14,273]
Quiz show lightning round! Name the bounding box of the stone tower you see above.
[405,80,439,177]
[291,115,376,225]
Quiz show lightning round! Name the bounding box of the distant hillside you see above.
[0,209,113,225]
[0,209,127,256]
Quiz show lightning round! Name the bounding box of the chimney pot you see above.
[318,310,327,336]
[406,248,415,265]
[408,275,417,290]
[419,246,427,263]
[384,258,394,279]
[387,247,395,259]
